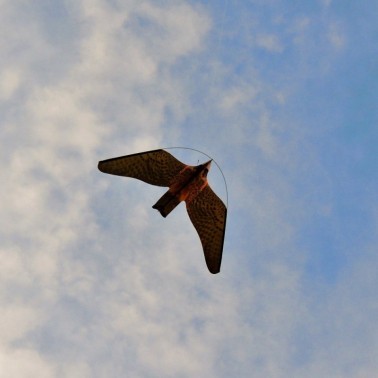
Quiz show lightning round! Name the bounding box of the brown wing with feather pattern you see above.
[98,149,186,187]
[186,185,227,274]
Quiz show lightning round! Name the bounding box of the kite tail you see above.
[152,191,181,218]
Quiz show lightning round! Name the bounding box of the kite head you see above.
[201,159,212,178]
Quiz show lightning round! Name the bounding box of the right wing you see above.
[186,185,227,274]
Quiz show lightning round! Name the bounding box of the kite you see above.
[98,149,227,274]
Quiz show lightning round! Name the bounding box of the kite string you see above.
[163,146,229,209]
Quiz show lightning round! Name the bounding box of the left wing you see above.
[98,149,186,187]
[186,185,227,274]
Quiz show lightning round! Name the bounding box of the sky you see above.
[1,0,377,377]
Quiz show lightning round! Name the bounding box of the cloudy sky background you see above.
[1,0,377,377]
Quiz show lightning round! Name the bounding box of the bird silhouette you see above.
[98,149,227,274]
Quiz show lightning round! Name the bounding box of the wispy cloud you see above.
[256,34,284,53]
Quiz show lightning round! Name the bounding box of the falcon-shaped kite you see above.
[98,149,227,274]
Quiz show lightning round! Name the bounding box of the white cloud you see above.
[135,2,210,61]
[0,348,54,378]
[220,85,259,111]
[321,0,333,7]
[256,33,284,53]
[328,22,345,50]
[0,68,22,100]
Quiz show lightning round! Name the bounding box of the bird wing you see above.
[98,149,186,187]
[186,185,227,274]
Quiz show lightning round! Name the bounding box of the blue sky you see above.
[1,0,377,377]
